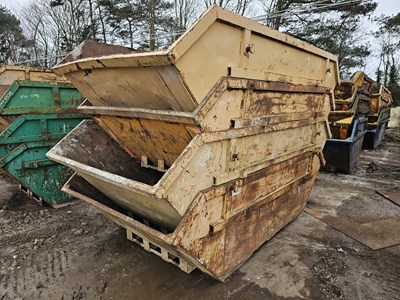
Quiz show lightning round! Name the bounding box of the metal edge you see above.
[78,106,196,125]
[52,6,339,82]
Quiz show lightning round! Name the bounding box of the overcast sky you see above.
[1,0,398,16]
[0,0,399,78]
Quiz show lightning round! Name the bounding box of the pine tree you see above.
[262,0,378,77]
[0,5,29,64]
[136,0,174,50]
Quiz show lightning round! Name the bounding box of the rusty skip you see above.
[48,6,339,281]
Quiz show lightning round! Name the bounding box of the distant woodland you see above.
[0,0,399,102]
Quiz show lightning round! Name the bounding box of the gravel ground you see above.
[0,128,399,300]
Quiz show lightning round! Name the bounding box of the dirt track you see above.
[1,128,399,300]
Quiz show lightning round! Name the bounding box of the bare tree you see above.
[174,0,200,32]
[233,0,253,15]
[19,1,55,66]
[96,0,108,43]
[19,0,97,66]
[204,0,232,9]
[203,0,253,16]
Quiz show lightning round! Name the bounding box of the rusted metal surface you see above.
[63,160,318,280]
[333,71,374,115]
[350,70,375,93]
[334,80,353,99]
[369,85,392,121]
[78,78,328,167]
[49,79,332,280]
[48,6,339,281]
[91,115,200,166]
[323,70,376,173]
[49,79,330,231]
[334,85,371,114]
[59,40,138,65]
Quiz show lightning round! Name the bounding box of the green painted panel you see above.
[0,115,85,205]
[0,114,84,146]
[0,79,86,206]
[59,87,84,108]
[2,143,75,205]
[0,81,84,114]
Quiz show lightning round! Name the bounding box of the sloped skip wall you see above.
[53,6,339,112]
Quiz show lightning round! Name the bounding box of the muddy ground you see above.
[0,128,399,300]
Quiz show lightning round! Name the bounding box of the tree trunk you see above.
[88,0,96,40]
[128,19,134,49]
[97,0,107,43]
[149,0,156,50]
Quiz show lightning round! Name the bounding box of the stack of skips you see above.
[0,66,86,206]
[46,6,340,281]
[0,7,394,281]
[363,85,393,149]
[322,71,392,174]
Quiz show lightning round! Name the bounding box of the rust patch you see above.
[92,115,200,166]
[222,175,315,277]
[227,79,327,94]
[230,154,312,213]
[247,91,325,118]
[59,40,138,65]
